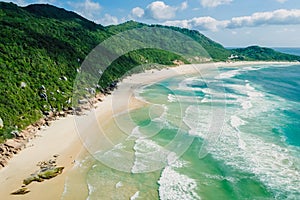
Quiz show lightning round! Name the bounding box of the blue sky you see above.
[3,0,300,47]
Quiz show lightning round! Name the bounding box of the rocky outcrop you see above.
[0,139,26,167]
[11,156,64,195]
[11,187,30,195]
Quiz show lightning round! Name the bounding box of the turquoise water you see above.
[63,64,300,200]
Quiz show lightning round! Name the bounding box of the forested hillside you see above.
[0,2,299,142]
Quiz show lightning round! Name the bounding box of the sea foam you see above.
[158,160,201,200]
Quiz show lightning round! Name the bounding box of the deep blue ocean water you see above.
[273,47,300,56]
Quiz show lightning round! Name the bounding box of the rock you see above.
[43,111,54,117]
[89,88,96,94]
[0,117,3,129]
[21,130,31,138]
[10,130,20,138]
[20,82,27,88]
[11,187,30,195]
[0,157,8,167]
[78,99,88,104]
[23,175,43,185]
[38,167,64,179]
[66,110,74,115]
[66,98,72,104]
[40,93,47,101]
[5,139,24,150]
[61,76,68,81]
[40,85,46,90]
[45,121,52,126]
[173,60,184,65]
[23,166,64,185]
[35,119,46,126]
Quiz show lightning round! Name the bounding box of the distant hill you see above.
[0,2,299,142]
[231,46,300,61]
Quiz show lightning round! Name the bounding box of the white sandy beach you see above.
[0,61,297,199]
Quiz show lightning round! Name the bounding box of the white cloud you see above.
[143,1,188,20]
[165,9,300,31]
[37,0,57,4]
[2,0,28,6]
[165,17,229,31]
[145,1,177,20]
[228,9,300,28]
[180,1,188,10]
[96,14,119,26]
[276,0,288,3]
[200,0,233,8]
[164,19,192,29]
[131,7,145,18]
[69,0,101,21]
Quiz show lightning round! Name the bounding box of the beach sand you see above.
[0,61,297,199]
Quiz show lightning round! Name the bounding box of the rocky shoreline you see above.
[0,91,109,169]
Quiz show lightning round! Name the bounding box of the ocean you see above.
[62,63,300,200]
[273,47,300,56]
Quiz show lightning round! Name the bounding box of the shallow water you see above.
[62,64,300,200]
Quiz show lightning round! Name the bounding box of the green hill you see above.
[231,46,300,61]
[0,2,299,142]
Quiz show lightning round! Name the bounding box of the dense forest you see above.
[0,2,299,142]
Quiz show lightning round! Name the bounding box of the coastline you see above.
[0,61,298,199]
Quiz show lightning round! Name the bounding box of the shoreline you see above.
[0,61,298,199]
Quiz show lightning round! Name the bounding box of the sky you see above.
[3,0,300,47]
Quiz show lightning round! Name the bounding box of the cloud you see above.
[2,0,28,6]
[200,0,233,8]
[96,14,119,26]
[164,9,300,31]
[69,0,101,21]
[180,1,188,10]
[165,17,229,31]
[131,7,145,18]
[37,0,57,4]
[228,9,300,28]
[145,1,177,20]
[141,1,188,20]
[276,0,288,3]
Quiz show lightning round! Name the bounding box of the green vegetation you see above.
[0,2,299,142]
[231,46,300,61]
